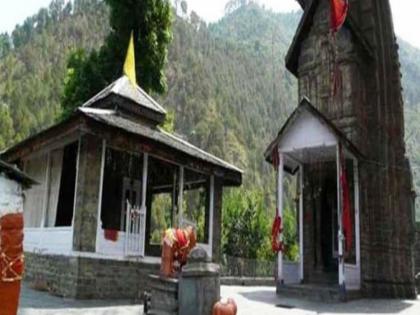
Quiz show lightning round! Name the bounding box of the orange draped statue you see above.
[160,226,197,278]
[0,213,24,315]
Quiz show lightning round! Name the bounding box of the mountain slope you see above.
[1,1,420,217]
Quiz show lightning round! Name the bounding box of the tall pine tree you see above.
[61,0,172,117]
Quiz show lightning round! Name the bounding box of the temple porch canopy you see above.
[264,97,362,293]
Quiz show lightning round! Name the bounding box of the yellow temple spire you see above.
[123,31,137,86]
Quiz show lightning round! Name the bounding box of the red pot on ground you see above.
[212,298,237,315]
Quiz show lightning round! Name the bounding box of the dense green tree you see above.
[61,0,173,117]
[222,188,298,261]
[0,104,14,150]
[0,33,11,58]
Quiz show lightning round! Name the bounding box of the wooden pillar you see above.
[277,151,284,284]
[299,164,304,283]
[336,144,345,291]
[211,177,223,263]
[39,151,51,248]
[95,139,106,253]
[178,166,184,227]
[208,175,215,259]
[139,153,148,257]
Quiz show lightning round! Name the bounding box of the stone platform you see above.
[276,283,361,303]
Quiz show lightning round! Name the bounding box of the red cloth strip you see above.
[330,0,349,33]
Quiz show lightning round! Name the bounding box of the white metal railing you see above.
[125,200,146,256]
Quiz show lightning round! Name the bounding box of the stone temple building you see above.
[265,0,417,300]
[0,75,242,299]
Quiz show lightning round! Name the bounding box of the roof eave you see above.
[0,160,38,187]
[264,97,364,165]
[80,111,243,184]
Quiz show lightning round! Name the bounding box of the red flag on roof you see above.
[330,0,349,33]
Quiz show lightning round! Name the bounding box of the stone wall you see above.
[73,134,103,252]
[415,223,420,290]
[295,0,416,298]
[24,252,159,300]
[24,252,79,297]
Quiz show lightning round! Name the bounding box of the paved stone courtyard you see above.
[18,284,420,315]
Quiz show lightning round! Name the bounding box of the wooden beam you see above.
[2,116,86,163]
[83,118,242,186]
[178,166,184,227]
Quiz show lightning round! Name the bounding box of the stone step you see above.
[308,272,338,285]
[276,283,361,303]
[148,310,177,315]
[221,277,275,286]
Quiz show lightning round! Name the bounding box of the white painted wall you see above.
[279,110,337,152]
[345,264,361,290]
[0,174,23,217]
[284,261,300,284]
[97,229,129,256]
[24,227,73,255]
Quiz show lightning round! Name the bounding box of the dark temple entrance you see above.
[320,170,338,280]
[308,164,338,285]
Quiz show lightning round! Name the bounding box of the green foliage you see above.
[150,193,172,244]
[61,49,107,118]
[61,0,173,117]
[161,110,175,133]
[0,0,109,145]
[0,33,11,58]
[0,104,14,150]
[222,188,298,261]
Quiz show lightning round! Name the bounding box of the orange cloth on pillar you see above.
[0,213,24,315]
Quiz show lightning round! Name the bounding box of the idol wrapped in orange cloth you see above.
[0,172,27,315]
[160,226,197,278]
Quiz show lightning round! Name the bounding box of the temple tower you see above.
[286,0,416,298]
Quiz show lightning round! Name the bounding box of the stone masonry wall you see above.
[24,252,160,300]
[73,134,103,252]
[296,0,416,298]
[415,223,420,289]
[24,252,79,298]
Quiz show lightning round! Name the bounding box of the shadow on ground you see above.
[239,289,418,314]
[19,284,138,310]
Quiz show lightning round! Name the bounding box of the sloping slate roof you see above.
[0,159,37,187]
[264,97,362,164]
[286,0,373,76]
[82,76,166,115]
[79,108,243,174]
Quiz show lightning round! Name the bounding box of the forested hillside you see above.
[0,0,420,218]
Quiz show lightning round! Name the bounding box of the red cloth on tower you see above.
[330,0,349,33]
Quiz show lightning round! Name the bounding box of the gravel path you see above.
[18,284,420,315]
